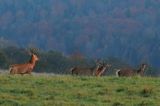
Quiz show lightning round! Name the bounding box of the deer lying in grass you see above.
[116,64,147,77]
[9,51,39,75]
[71,61,111,76]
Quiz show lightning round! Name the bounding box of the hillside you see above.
[0,74,159,106]
[0,0,160,68]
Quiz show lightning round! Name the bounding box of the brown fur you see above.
[94,66,104,76]
[94,64,111,76]
[9,54,39,75]
[116,64,147,77]
[71,64,111,76]
[71,67,96,76]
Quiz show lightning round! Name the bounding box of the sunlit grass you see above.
[0,74,159,106]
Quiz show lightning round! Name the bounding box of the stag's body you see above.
[71,67,95,76]
[116,68,135,77]
[9,54,39,75]
[71,63,111,76]
[116,64,147,77]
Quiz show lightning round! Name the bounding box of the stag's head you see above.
[32,53,39,61]
[140,63,148,73]
[137,63,148,76]
[141,64,147,70]
[28,48,39,62]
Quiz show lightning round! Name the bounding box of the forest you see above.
[0,0,160,71]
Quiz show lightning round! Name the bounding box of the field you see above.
[0,74,159,106]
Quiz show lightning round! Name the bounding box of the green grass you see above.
[0,74,159,106]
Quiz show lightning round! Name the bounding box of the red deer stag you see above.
[94,64,111,76]
[9,50,39,75]
[71,61,111,76]
[116,64,147,77]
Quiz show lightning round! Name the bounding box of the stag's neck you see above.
[136,67,145,75]
[29,60,37,67]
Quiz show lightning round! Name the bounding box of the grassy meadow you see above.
[0,74,159,106]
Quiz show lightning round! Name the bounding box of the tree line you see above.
[0,0,160,68]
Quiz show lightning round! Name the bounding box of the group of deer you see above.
[8,49,148,77]
[71,61,111,77]
[71,61,148,77]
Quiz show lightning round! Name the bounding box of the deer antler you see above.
[29,47,39,55]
